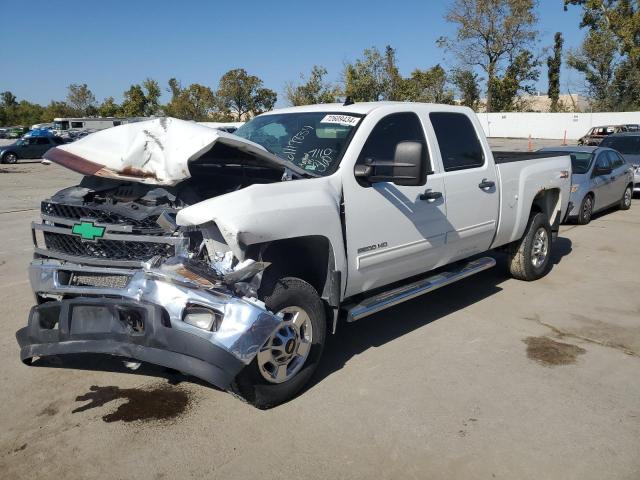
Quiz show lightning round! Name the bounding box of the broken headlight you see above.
[182,304,223,331]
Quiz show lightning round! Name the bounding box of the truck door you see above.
[342,112,450,297]
[429,112,499,263]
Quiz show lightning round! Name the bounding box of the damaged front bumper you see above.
[16,259,282,389]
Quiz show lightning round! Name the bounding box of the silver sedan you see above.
[539,146,634,224]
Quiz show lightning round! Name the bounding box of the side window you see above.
[35,138,50,145]
[113,121,121,126]
[607,150,623,168]
[430,112,484,171]
[594,153,610,173]
[71,121,83,128]
[357,112,428,165]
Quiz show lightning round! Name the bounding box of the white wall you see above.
[476,111,640,140]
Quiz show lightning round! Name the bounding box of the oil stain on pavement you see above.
[523,336,586,366]
[73,383,193,423]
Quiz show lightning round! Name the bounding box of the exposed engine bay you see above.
[36,159,285,299]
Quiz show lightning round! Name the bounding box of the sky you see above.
[0,0,588,107]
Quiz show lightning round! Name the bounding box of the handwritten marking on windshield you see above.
[301,148,334,172]
[283,126,314,161]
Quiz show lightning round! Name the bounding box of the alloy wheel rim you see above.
[257,306,313,384]
[531,227,549,268]
[583,197,592,221]
[624,188,631,207]
[6,153,16,164]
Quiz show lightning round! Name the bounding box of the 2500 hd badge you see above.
[357,242,388,254]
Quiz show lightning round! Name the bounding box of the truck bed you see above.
[492,151,567,164]
[491,151,572,249]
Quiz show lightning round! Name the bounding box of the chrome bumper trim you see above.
[29,259,282,365]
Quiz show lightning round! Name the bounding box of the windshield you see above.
[234,112,362,176]
[600,136,640,155]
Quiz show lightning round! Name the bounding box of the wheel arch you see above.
[247,235,342,333]
[530,188,562,231]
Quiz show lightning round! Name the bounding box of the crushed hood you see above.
[43,117,303,186]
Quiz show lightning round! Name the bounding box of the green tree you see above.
[383,45,404,100]
[547,32,564,112]
[565,1,639,60]
[565,0,640,110]
[121,84,148,117]
[66,84,96,116]
[439,0,539,112]
[489,50,540,111]
[0,91,18,126]
[253,87,277,115]
[142,78,162,116]
[216,69,276,121]
[451,69,481,109]
[40,101,76,123]
[285,65,339,106]
[342,46,393,101]
[401,65,455,103]
[567,29,618,111]
[98,97,122,117]
[166,83,216,121]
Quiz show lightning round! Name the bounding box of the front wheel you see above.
[2,152,18,164]
[507,212,552,281]
[230,277,326,409]
[578,195,593,225]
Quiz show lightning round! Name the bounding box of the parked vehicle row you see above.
[578,124,639,146]
[539,145,634,224]
[0,135,65,164]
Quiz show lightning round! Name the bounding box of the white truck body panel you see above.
[43,103,571,302]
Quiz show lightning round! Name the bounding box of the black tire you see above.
[230,277,326,409]
[577,194,593,225]
[507,212,552,281]
[619,185,632,210]
[2,152,18,164]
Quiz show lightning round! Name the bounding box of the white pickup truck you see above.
[17,102,571,408]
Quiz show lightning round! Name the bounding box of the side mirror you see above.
[594,166,612,176]
[354,141,427,187]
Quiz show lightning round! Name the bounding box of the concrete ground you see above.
[0,139,638,480]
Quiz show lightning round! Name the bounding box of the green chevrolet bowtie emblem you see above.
[72,221,105,241]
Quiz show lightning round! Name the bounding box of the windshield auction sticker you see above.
[320,114,361,126]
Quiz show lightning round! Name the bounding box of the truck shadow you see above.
[306,237,572,392]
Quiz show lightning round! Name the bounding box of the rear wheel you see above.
[2,152,17,164]
[578,194,593,225]
[230,277,326,409]
[507,212,552,281]
[620,185,632,210]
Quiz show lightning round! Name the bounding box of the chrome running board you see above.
[345,256,496,322]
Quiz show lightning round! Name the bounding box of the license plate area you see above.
[70,305,145,335]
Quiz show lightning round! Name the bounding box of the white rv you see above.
[52,117,146,136]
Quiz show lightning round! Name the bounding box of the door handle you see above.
[478,178,495,190]
[419,189,443,202]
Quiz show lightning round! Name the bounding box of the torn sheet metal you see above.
[43,117,298,186]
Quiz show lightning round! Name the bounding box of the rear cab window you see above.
[429,112,484,171]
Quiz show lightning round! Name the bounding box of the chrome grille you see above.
[43,231,174,261]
